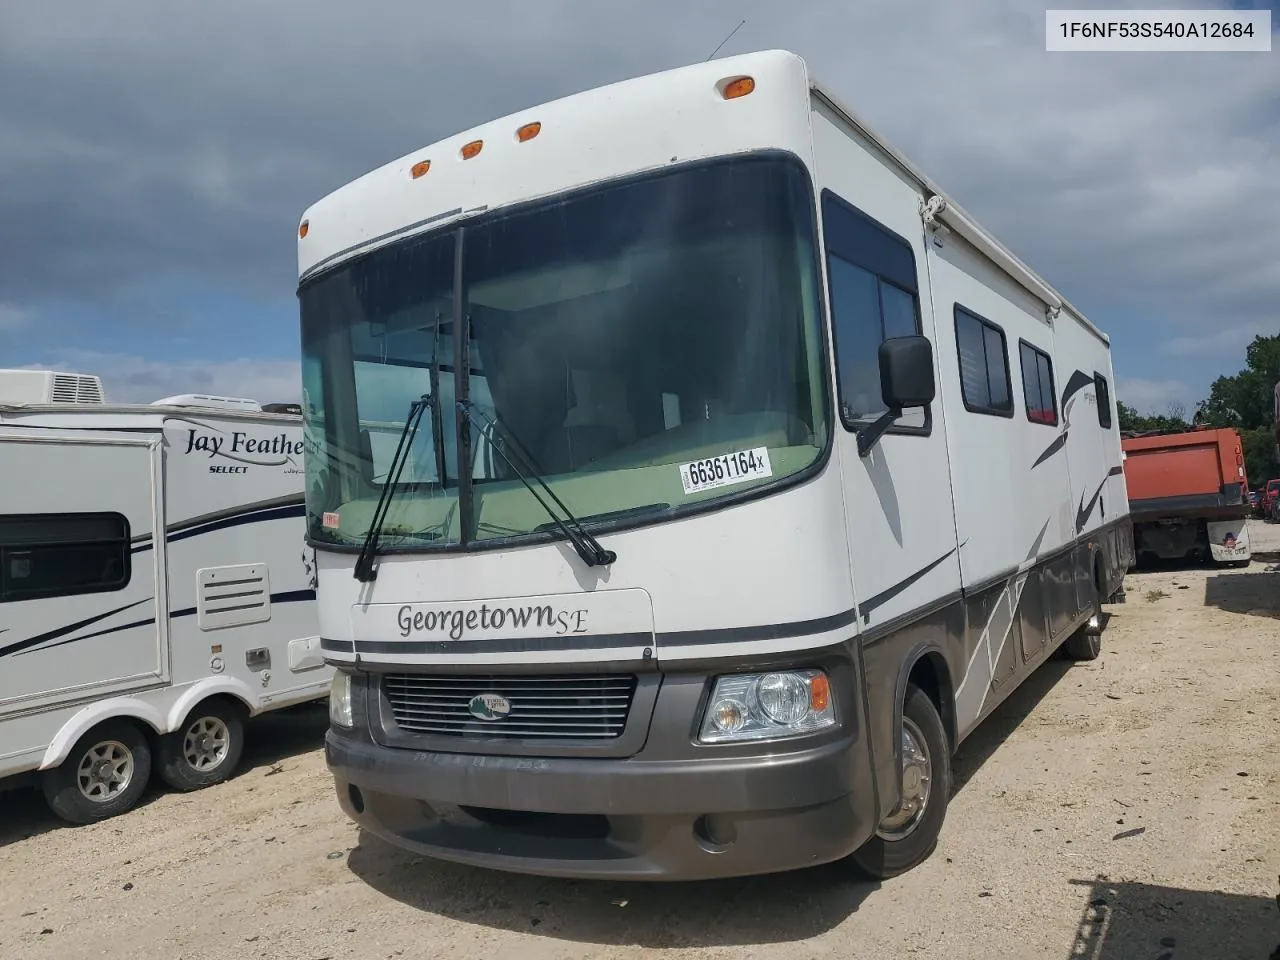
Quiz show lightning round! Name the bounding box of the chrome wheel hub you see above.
[877,716,932,841]
[183,717,230,772]
[77,740,134,803]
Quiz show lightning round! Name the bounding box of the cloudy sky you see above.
[1,0,1275,414]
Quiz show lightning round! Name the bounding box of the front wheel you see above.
[41,719,153,825]
[849,684,951,880]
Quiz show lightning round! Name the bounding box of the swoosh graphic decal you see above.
[1026,517,1051,561]
[132,498,307,554]
[13,590,317,657]
[1076,465,1126,533]
[858,545,961,622]
[1061,370,1094,409]
[1033,430,1069,468]
[0,598,154,659]
[166,416,229,435]
[17,615,159,656]
[660,606,858,647]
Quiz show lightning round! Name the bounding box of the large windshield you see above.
[300,153,828,551]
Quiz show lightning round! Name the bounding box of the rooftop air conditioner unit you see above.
[152,394,263,412]
[0,369,106,405]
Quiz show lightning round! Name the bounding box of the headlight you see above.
[698,670,835,743]
[329,670,354,728]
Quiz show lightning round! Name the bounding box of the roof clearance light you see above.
[720,76,755,100]
[298,220,309,239]
[410,160,432,179]
[516,121,542,143]
[461,140,484,160]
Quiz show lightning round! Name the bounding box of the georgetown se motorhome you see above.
[298,49,1134,881]
[0,370,329,824]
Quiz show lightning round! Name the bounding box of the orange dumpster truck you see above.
[1121,426,1251,567]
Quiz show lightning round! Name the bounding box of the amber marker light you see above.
[720,76,755,99]
[516,122,541,142]
[410,160,432,179]
[298,220,309,239]
[461,140,484,159]
[809,673,831,712]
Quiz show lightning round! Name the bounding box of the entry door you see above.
[820,191,962,633]
[0,429,164,714]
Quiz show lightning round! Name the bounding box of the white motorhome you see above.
[0,370,329,824]
[297,50,1134,881]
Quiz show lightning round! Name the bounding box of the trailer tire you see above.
[156,698,246,792]
[41,719,153,825]
[848,684,951,881]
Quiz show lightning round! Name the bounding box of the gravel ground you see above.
[2,522,1278,960]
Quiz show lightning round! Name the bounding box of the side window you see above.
[821,191,928,432]
[954,304,1012,417]
[0,513,131,603]
[1019,341,1058,426]
[1094,373,1112,429]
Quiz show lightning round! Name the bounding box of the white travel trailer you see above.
[0,370,329,824]
[298,50,1134,881]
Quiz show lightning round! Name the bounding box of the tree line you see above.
[1117,334,1280,486]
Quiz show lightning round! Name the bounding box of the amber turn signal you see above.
[809,673,830,712]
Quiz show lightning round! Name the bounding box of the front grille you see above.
[383,673,638,740]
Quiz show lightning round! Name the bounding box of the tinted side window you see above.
[821,191,926,431]
[1020,341,1058,426]
[0,513,131,603]
[954,304,1012,416]
[1095,373,1112,429]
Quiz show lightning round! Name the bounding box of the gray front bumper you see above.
[326,727,871,880]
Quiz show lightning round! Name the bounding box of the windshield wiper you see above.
[457,399,616,567]
[353,394,430,583]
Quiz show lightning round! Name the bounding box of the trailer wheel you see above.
[156,698,246,792]
[849,684,951,880]
[41,719,153,825]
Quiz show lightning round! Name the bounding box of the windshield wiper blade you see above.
[353,394,430,583]
[457,400,616,567]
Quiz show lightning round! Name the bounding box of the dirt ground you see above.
[2,525,1278,960]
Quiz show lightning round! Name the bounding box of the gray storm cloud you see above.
[1,0,1274,408]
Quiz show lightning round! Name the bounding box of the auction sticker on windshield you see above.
[679,447,773,496]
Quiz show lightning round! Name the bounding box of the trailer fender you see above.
[40,698,168,771]
[164,677,262,732]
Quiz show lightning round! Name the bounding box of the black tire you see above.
[849,684,951,880]
[156,698,246,792]
[41,719,153,825]
[1063,568,1104,661]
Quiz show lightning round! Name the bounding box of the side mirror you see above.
[880,335,936,409]
[857,335,935,457]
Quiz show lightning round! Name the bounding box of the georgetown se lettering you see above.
[397,603,589,640]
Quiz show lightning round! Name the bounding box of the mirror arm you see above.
[857,407,903,458]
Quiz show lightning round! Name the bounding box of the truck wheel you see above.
[156,699,246,792]
[849,684,951,880]
[41,719,153,825]
[1063,575,1104,661]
